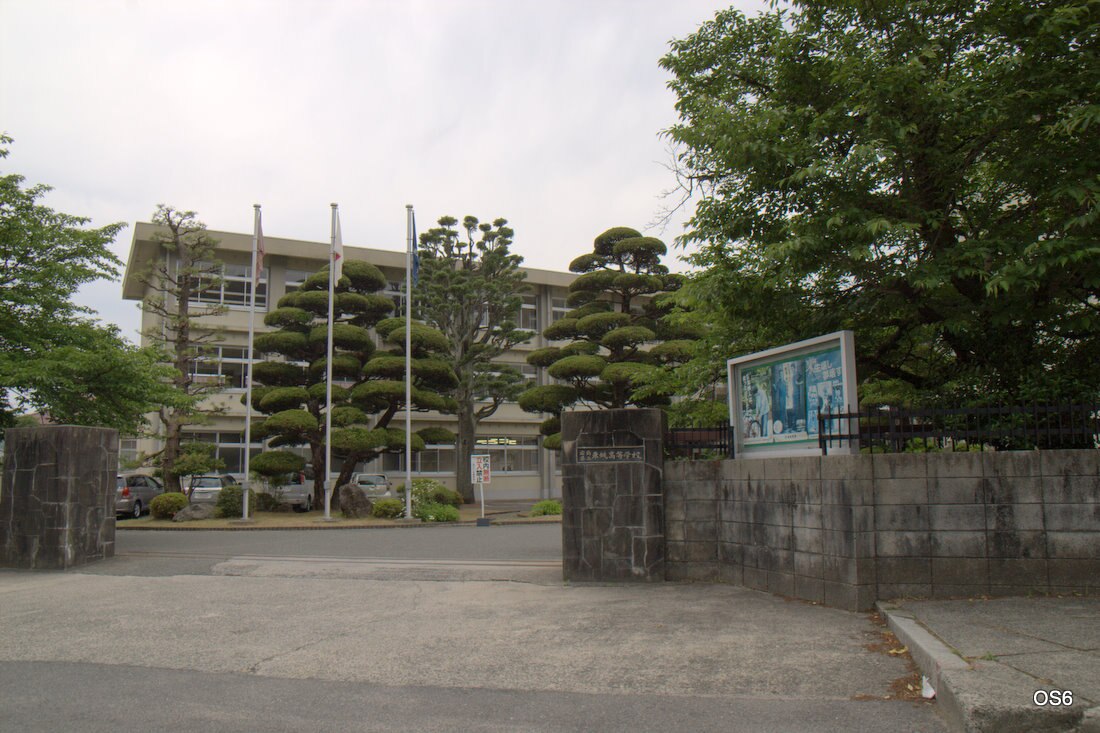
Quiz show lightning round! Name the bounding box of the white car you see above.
[352,473,393,499]
[187,474,238,504]
[262,468,315,512]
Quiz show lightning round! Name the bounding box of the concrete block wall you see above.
[665,449,1099,611]
[0,426,118,569]
[666,456,878,610]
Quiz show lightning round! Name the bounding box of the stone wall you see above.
[665,450,1099,611]
[0,426,118,569]
[561,409,666,582]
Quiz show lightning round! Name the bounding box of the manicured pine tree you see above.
[518,227,695,447]
[249,260,457,506]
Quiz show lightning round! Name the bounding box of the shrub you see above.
[396,478,463,508]
[150,492,188,520]
[255,491,283,512]
[529,499,562,517]
[372,497,406,519]
[428,485,463,507]
[215,485,257,518]
[412,501,459,522]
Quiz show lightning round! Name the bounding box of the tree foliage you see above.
[0,135,180,433]
[414,215,533,500]
[661,0,1100,406]
[518,227,693,446]
[252,260,457,504]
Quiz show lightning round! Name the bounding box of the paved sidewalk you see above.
[0,527,945,733]
[880,596,1100,732]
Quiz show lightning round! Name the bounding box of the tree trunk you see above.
[455,406,477,503]
[311,440,326,508]
[162,415,182,494]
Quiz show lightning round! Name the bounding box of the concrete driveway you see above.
[0,526,944,732]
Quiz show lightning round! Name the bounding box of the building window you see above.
[190,261,267,308]
[520,294,538,331]
[388,281,408,316]
[551,297,569,323]
[120,438,139,467]
[416,445,455,474]
[285,268,314,293]
[191,346,250,390]
[380,444,455,475]
[180,430,262,476]
[475,435,539,473]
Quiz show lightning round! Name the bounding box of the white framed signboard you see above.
[471,454,491,484]
[727,331,858,458]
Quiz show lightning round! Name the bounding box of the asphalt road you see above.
[0,525,945,732]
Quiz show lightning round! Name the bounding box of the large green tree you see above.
[518,227,694,447]
[661,0,1100,406]
[415,215,532,501]
[0,135,180,433]
[138,206,231,492]
[251,261,457,506]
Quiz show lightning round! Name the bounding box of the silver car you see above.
[352,473,393,499]
[187,475,238,504]
[116,474,164,519]
[260,469,315,513]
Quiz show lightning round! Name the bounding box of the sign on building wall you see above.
[727,331,858,457]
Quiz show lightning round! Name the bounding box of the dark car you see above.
[116,474,164,519]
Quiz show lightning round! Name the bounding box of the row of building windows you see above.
[176,431,542,477]
[190,264,549,333]
[375,436,541,475]
[181,431,264,475]
[188,349,539,395]
[189,262,268,308]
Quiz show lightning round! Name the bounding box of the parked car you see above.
[261,468,315,513]
[116,474,164,519]
[187,474,238,505]
[351,473,393,499]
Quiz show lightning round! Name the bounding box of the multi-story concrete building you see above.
[121,222,574,500]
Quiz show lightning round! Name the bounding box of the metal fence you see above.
[665,425,734,460]
[663,404,1100,459]
[818,404,1100,455]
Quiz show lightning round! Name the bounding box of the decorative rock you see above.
[173,503,216,522]
[339,484,374,518]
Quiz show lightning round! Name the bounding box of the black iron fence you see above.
[665,425,734,460]
[664,404,1100,459]
[818,404,1100,455]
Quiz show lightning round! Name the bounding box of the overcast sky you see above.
[2,0,769,342]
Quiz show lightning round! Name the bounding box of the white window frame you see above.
[189,260,268,309]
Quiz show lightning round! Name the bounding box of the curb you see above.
[877,601,1094,733]
[877,601,971,732]
[117,517,562,532]
[876,601,970,694]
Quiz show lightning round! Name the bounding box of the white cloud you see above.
[1,0,769,341]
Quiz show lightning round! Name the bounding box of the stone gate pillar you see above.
[561,408,665,581]
[0,426,118,569]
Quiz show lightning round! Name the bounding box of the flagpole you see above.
[404,204,414,520]
[323,203,339,521]
[242,204,261,522]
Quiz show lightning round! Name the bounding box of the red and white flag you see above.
[254,213,265,285]
[332,211,344,281]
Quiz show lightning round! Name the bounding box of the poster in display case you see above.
[728,331,857,457]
